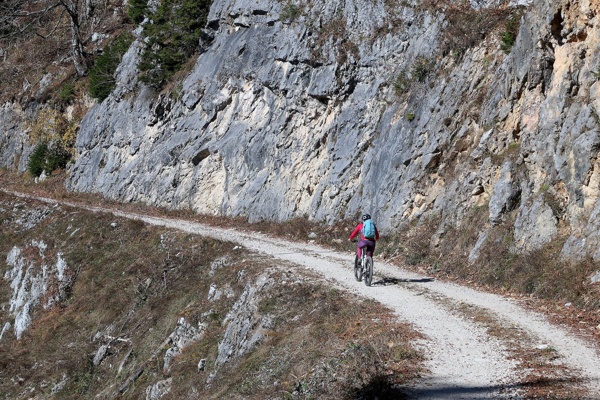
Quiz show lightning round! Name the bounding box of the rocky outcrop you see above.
[0,103,31,172]
[3,240,74,339]
[213,274,274,370]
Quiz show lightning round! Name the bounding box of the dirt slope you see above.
[7,190,600,399]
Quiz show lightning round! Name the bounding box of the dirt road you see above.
[7,190,600,399]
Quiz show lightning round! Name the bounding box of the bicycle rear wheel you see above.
[364,256,373,286]
[354,255,362,281]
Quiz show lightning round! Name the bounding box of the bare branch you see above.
[0,1,62,40]
[33,8,67,40]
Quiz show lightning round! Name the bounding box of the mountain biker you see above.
[349,214,379,258]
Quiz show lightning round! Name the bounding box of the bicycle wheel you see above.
[364,256,373,286]
[354,255,362,281]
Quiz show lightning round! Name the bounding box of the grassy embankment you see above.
[0,174,423,399]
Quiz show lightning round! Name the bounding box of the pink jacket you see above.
[349,222,380,241]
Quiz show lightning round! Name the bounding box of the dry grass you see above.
[0,21,70,103]
[378,214,443,267]
[3,170,600,317]
[3,170,599,322]
[0,184,424,399]
[0,0,128,105]
[3,168,600,397]
[443,217,600,313]
[416,0,517,58]
[451,302,588,399]
[168,284,423,399]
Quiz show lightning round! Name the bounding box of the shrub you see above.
[56,82,76,106]
[45,143,72,173]
[88,33,135,101]
[139,0,212,89]
[28,142,49,177]
[27,141,72,177]
[392,57,431,97]
[28,108,77,154]
[280,2,301,21]
[500,14,520,53]
[128,0,149,24]
[393,70,409,94]
[27,108,77,176]
[412,57,431,82]
[436,1,513,58]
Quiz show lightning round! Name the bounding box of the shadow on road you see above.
[401,383,520,399]
[371,276,434,286]
[357,376,588,399]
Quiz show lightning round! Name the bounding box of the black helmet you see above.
[362,214,371,221]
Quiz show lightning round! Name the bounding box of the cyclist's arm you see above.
[349,224,362,240]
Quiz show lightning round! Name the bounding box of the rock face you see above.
[3,240,73,339]
[3,0,600,261]
[0,103,31,172]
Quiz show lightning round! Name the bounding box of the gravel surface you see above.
[7,190,600,399]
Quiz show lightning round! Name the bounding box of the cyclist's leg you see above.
[365,240,375,257]
[358,239,370,258]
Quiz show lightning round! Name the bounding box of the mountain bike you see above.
[353,243,373,286]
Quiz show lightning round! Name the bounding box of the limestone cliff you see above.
[2,0,600,262]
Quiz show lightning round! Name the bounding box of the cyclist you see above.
[349,214,379,258]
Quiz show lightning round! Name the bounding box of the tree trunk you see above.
[62,0,87,76]
[70,17,86,76]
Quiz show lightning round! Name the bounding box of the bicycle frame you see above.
[353,242,373,286]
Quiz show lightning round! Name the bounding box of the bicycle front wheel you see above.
[364,256,373,286]
[354,255,362,281]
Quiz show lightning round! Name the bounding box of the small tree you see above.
[28,142,49,177]
[139,0,212,88]
[0,0,108,76]
[500,13,521,53]
[88,33,134,101]
[27,108,77,176]
[128,0,149,24]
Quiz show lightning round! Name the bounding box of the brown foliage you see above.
[0,191,423,399]
[0,0,127,103]
[417,0,516,57]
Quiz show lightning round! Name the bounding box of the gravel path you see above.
[6,190,600,399]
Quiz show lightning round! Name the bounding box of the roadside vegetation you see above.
[407,211,599,315]
[26,108,78,178]
[2,158,600,397]
[3,169,599,336]
[0,185,423,399]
